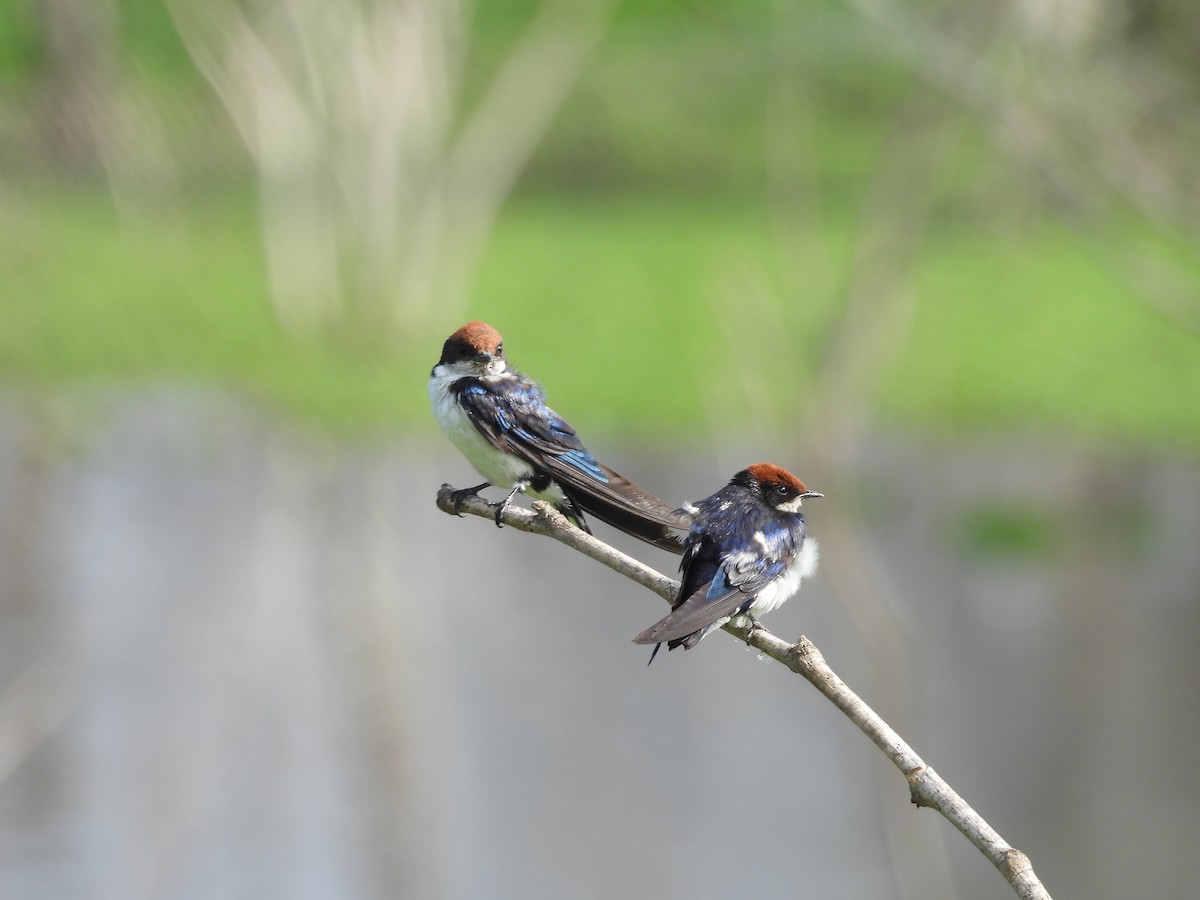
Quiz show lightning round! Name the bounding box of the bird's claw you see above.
[449,482,491,517]
[493,483,524,529]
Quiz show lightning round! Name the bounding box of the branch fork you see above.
[435,483,1053,900]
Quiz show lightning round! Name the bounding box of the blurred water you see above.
[0,391,1197,900]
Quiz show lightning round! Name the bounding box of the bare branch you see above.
[435,484,1054,900]
[436,484,678,603]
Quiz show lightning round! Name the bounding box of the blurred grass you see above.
[899,220,1200,447]
[3,184,1199,448]
[1,1,1199,449]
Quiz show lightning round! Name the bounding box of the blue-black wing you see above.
[455,376,607,478]
[453,375,689,551]
[633,515,800,645]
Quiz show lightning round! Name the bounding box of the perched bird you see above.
[633,463,821,662]
[429,321,690,553]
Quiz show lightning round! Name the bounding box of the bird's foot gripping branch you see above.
[434,483,1055,900]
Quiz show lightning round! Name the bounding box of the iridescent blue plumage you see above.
[429,322,690,552]
[453,374,610,485]
[634,463,821,661]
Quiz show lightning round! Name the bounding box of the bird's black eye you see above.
[774,484,788,495]
[495,342,504,357]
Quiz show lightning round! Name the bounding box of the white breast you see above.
[428,368,536,488]
[427,368,573,509]
[748,536,819,618]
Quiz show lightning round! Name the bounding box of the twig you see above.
[436,484,1054,900]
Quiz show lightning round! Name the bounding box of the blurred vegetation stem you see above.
[167,0,617,344]
[436,484,1054,900]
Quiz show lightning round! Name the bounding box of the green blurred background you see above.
[3,0,1198,443]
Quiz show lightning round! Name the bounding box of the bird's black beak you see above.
[801,491,824,499]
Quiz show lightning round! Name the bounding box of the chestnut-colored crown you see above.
[438,321,505,366]
[450,321,503,354]
[744,462,810,495]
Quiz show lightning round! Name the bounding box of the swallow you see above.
[633,463,821,662]
[429,321,690,553]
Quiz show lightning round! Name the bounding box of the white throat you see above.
[776,495,805,513]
